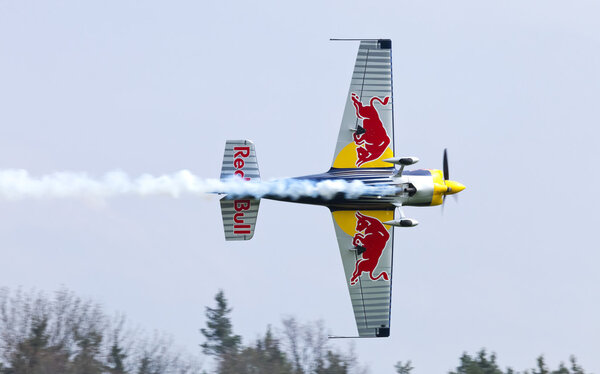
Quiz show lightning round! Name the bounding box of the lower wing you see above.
[330,209,394,337]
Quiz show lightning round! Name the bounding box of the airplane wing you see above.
[331,39,394,170]
[331,209,394,337]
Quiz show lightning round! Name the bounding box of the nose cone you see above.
[445,180,466,195]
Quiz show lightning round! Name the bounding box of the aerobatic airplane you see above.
[217,39,465,338]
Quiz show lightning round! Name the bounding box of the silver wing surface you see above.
[331,39,394,170]
[219,140,261,241]
[330,209,394,337]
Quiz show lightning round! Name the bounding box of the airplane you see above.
[217,39,465,338]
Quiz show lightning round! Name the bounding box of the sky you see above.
[1,0,600,372]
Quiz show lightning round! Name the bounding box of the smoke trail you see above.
[0,169,396,201]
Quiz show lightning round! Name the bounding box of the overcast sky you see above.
[1,1,600,373]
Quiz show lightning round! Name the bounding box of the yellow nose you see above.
[444,180,466,195]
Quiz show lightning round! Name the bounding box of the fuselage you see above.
[263,167,465,210]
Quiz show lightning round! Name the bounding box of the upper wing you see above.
[331,39,395,170]
[331,209,394,337]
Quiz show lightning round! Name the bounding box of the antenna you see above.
[329,38,380,41]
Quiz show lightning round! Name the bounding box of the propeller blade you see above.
[443,148,449,181]
[441,194,446,215]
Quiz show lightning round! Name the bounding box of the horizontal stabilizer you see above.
[220,140,260,182]
[219,140,261,241]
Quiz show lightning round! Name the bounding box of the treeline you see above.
[199,291,365,374]
[0,287,593,374]
[440,349,591,374]
[0,287,363,374]
[0,288,201,374]
[199,292,594,374]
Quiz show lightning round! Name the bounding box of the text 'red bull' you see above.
[233,146,251,181]
[350,212,390,285]
[351,93,391,167]
[233,146,252,235]
[233,199,251,234]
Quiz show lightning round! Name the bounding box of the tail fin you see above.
[219,140,261,241]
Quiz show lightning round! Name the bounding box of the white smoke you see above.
[0,169,396,201]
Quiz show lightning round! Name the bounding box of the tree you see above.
[219,327,293,374]
[527,356,549,374]
[8,316,50,374]
[315,351,348,374]
[0,287,202,374]
[449,349,506,374]
[200,290,241,359]
[395,361,413,374]
[137,356,151,374]
[569,356,587,374]
[107,340,127,373]
[106,315,128,374]
[71,329,104,374]
[254,327,293,374]
[280,317,365,374]
[446,350,591,374]
[523,355,589,374]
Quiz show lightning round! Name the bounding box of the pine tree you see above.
[395,361,414,374]
[445,351,591,374]
[107,341,127,373]
[315,351,348,374]
[200,290,241,359]
[70,329,104,374]
[532,356,549,374]
[9,317,50,374]
[260,327,292,373]
[137,356,151,374]
[0,287,201,374]
[569,356,586,374]
[449,349,504,374]
[219,326,293,374]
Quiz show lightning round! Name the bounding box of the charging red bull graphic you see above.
[350,212,390,285]
[351,93,391,167]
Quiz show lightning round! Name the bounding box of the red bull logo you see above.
[350,211,390,285]
[351,93,391,167]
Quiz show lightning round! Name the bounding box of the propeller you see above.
[443,148,449,181]
[432,148,465,212]
[442,149,449,208]
[435,148,465,213]
[441,148,461,209]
